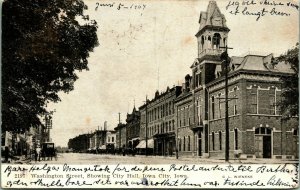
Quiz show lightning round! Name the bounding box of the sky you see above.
[48,0,298,147]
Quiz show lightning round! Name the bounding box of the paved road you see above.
[27,153,298,164]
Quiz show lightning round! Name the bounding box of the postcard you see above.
[1,0,299,189]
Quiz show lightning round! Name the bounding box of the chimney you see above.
[104,121,107,131]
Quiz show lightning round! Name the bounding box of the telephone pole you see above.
[145,95,148,156]
[220,45,233,162]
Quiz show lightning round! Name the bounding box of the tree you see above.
[2,0,99,132]
[276,43,299,119]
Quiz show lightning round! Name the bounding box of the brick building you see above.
[126,107,140,149]
[138,86,182,156]
[175,0,298,159]
[114,123,126,151]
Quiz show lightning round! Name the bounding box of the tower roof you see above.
[196,1,229,36]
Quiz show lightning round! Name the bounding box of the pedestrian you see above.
[122,147,125,156]
[23,148,27,159]
[34,149,38,162]
[36,147,41,161]
[234,149,242,163]
[4,146,9,163]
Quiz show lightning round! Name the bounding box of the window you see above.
[269,89,275,115]
[218,94,221,118]
[275,90,281,115]
[183,137,186,151]
[172,120,175,131]
[112,137,114,142]
[248,88,257,114]
[183,108,186,126]
[212,132,215,151]
[233,88,238,115]
[219,131,222,150]
[212,33,221,49]
[166,122,168,132]
[188,136,191,151]
[234,128,238,150]
[255,127,271,135]
[293,129,299,136]
[212,96,215,119]
[179,138,182,151]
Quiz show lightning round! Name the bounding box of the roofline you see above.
[195,25,230,37]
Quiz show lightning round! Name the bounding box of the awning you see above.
[136,139,154,149]
[99,145,106,150]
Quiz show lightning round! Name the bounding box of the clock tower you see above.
[190,1,230,157]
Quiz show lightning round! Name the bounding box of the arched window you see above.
[223,37,226,47]
[201,35,204,50]
[183,137,186,151]
[255,127,271,135]
[188,136,191,151]
[212,33,221,49]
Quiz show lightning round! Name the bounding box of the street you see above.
[25,153,298,165]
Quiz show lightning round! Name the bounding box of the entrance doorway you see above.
[255,127,272,158]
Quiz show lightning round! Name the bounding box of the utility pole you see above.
[220,45,233,162]
[145,95,148,156]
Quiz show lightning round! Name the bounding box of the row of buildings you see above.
[68,122,117,153]
[1,114,53,156]
[69,1,298,159]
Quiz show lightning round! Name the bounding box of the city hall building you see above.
[175,1,298,159]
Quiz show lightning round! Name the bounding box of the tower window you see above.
[212,33,221,49]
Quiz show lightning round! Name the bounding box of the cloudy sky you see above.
[48,0,298,147]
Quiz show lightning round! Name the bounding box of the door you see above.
[255,136,263,158]
[263,136,271,158]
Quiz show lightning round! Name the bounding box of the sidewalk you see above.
[6,153,299,164]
